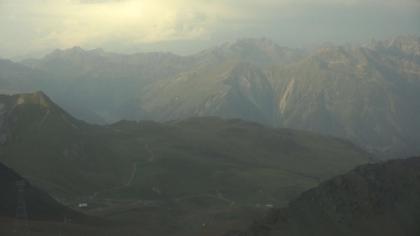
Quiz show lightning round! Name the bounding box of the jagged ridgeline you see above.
[0,92,372,235]
[1,36,419,157]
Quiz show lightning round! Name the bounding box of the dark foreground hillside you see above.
[0,162,81,220]
[0,161,96,236]
[226,156,420,236]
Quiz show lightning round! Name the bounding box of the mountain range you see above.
[1,36,419,158]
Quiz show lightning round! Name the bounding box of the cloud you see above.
[79,0,128,3]
[0,0,419,58]
[1,1,214,49]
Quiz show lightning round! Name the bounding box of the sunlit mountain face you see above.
[0,0,420,236]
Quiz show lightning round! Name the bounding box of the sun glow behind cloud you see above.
[18,0,214,45]
[0,0,224,56]
[0,0,419,58]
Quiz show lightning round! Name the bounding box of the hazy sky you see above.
[0,0,419,59]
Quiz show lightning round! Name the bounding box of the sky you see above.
[0,0,419,59]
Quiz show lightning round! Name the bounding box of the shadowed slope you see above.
[227,157,420,236]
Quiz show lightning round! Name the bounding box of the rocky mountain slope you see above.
[226,156,420,236]
[271,42,420,157]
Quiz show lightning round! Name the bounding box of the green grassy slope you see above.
[0,91,373,236]
[0,92,371,207]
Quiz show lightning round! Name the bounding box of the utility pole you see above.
[14,180,29,235]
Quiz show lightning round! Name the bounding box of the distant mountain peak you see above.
[197,37,303,66]
[231,37,280,48]
[366,35,420,56]
[212,37,285,54]
[52,46,84,54]
[45,46,108,60]
[387,35,420,46]
[69,46,84,52]
[46,47,85,60]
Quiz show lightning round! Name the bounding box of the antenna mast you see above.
[14,180,29,235]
